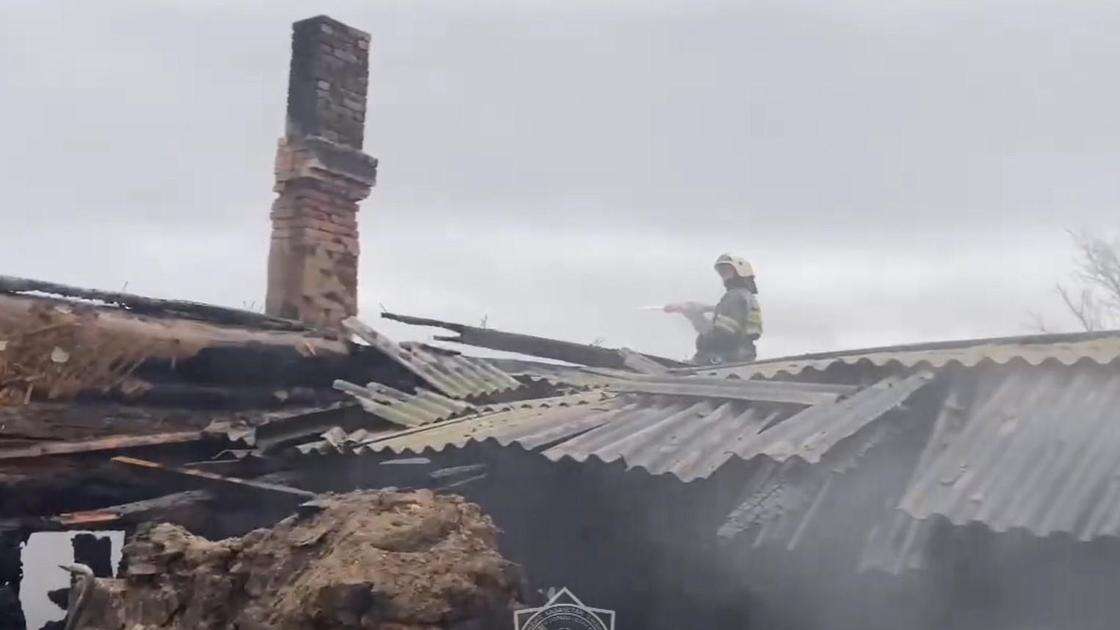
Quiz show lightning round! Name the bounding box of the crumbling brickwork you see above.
[266,16,377,329]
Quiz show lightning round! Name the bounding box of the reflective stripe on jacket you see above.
[693,288,762,364]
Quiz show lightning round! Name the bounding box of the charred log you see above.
[0,275,307,331]
[381,311,687,369]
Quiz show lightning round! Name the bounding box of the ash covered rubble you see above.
[61,490,522,630]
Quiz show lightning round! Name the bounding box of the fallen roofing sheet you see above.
[342,317,522,398]
[897,363,1120,541]
[297,373,932,482]
[294,391,614,456]
[212,402,364,452]
[334,380,474,427]
[699,330,1120,379]
[547,373,932,480]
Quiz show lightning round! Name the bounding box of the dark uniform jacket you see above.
[693,288,763,364]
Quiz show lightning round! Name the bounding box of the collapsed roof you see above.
[6,270,1120,554]
[3,272,1120,629]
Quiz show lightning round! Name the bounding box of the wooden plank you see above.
[112,456,315,501]
[0,431,204,461]
[381,311,688,369]
[55,511,126,528]
[44,469,307,533]
[52,490,214,530]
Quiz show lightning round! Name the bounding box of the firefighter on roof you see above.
[665,254,763,364]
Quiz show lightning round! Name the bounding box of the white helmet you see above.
[714,253,754,278]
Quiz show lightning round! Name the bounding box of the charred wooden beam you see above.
[381,311,687,370]
[0,459,180,524]
[49,468,309,535]
[0,431,205,461]
[54,490,215,532]
[119,382,343,409]
[0,293,386,390]
[112,456,315,502]
[0,275,308,331]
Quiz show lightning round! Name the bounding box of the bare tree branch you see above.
[1056,284,1101,332]
[1054,230,1120,331]
[1070,230,1120,306]
[1024,311,1051,334]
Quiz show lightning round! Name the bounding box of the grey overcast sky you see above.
[1,0,1117,361]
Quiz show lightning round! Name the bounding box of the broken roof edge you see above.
[693,329,1120,378]
[858,509,1120,577]
[0,291,353,368]
[381,310,689,370]
[691,329,1120,371]
[0,274,313,333]
[715,354,1120,381]
[289,373,930,483]
[291,428,905,489]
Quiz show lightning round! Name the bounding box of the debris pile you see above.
[72,490,522,630]
[0,302,146,405]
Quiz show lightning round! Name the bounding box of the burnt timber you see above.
[381,311,688,369]
[0,275,308,331]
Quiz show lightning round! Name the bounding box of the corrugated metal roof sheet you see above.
[698,330,1120,379]
[333,380,474,427]
[718,416,917,552]
[547,373,932,480]
[717,362,1120,568]
[508,368,626,390]
[858,510,940,574]
[608,374,859,405]
[897,363,1120,541]
[717,457,835,549]
[295,391,615,456]
[302,373,932,483]
[342,317,522,398]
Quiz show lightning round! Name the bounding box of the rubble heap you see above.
[0,300,148,405]
[73,490,522,630]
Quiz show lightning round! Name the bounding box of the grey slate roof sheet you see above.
[699,330,1120,379]
[897,363,1120,540]
[545,373,931,480]
[301,374,932,482]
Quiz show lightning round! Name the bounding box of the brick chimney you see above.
[266,16,378,328]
